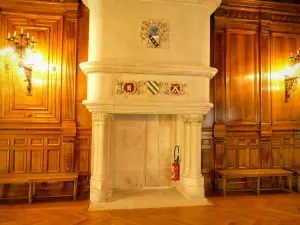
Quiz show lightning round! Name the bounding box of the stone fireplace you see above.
[80,0,221,210]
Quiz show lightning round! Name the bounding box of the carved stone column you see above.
[90,112,113,203]
[179,114,204,198]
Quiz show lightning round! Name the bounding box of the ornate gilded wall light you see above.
[1,28,37,96]
[285,51,300,102]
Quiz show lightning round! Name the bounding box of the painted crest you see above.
[170,83,181,95]
[140,20,169,49]
[148,26,160,47]
[163,82,187,96]
[123,82,137,94]
[116,81,144,95]
[146,81,160,95]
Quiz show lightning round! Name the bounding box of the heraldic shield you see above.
[146,81,160,95]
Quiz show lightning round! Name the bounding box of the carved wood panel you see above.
[0,149,10,173]
[75,135,91,174]
[271,33,300,124]
[215,138,260,170]
[201,131,214,191]
[213,30,226,124]
[44,148,60,172]
[0,12,63,123]
[10,149,27,173]
[0,136,63,173]
[225,29,259,125]
[27,149,44,173]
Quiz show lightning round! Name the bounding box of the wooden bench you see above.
[0,172,78,203]
[284,167,300,192]
[215,169,293,196]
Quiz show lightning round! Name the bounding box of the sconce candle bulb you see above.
[4,28,37,96]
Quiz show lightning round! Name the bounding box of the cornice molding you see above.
[83,100,213,116]
[0,127,62,131]
[0,0,79,13]
[216,1,300,23]
[221,0,300,11]
[80,61,218,79]
[77,127,92,132]
[139,0,221,13]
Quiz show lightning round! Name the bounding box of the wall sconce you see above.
[284,51,300,102]
[19,62,33,96]
[2,28,37,96]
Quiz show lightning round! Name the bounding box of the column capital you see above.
[183,114,203,124]
[92,112,111,122]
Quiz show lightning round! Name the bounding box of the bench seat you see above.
[284,167,300,192]
[215,169,293,196]
[0,172,78,203]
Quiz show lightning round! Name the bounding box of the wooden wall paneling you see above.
[260,19,272,132]
[0,12,4,119]
[261,140,272,168]
[282,137,293,168]
[10,149,27,173]
[0,0,80,198]
[61,14,77,123]
[44,148,60,173]
[225,29,259,126]
[75,3,91,196]
[260,16,272,167]
[212,0,300,191]
[271,33,300,126]
[30,137,44,147]
[61,138,75,172]
[27,149,44,173]
[226,146,236,169]
[201,130,214,192]
[0,149,10,173]
[75,3,91,129]
[249,147,259,168]
[76,134,91,174]
[75,129,91,196]
[214,139,226,169]
[212,24,227,178]
[223,137,260,170]
[61,11,78,166]
[0,12,63,124]
[213,27,226,125]
[293,134,300,167]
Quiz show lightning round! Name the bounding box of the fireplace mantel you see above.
[80,61,217,115]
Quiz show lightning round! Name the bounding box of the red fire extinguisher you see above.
[172,145,180,181]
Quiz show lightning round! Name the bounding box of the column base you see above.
[90,176,113,203]
[177,176,205,198]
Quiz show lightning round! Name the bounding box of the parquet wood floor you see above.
[1,193,300,225]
